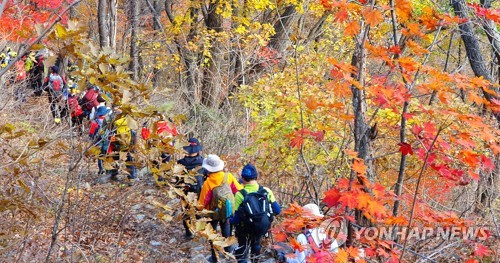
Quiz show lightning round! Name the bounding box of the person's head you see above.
[202,154,224,174]
[302,203,324,233]
[95,106,110,117]
[241,163,258,182]
[51,65,59,74]
[183,137,202,156]
[97,94,106,103]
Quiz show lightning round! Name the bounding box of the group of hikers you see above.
[5,51,342,262]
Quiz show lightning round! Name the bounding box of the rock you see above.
[190,254,208,263]
[134,214,145,221]
[144,189,156,196]
[168,237,177,244]
[131,204,143,211]
[150,240,162,246]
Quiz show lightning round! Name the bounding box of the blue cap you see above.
[241,164,258,180]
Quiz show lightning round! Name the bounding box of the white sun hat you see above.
[202,154,225,173]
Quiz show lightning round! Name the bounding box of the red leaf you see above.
[290,136,304,149]
[335,9,349,22]
[397,142,413,155]
[473,244,491,258]
[311,130,325,142]
[290,238,304,252]
[273,231,288,242]
[323,188,341,208]
[403,112,416,120]
[481,155,494,171]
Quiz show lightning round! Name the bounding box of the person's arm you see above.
[266,188,281,215]
[229,174,243,193]
[286,234,308,263]
[229,192,244,225]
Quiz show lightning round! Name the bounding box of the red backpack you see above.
[82,88,99,111]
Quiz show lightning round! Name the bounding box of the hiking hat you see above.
[51,65,59,73]
[183,137,203,154]
[303,203,323,218]
[202,154,224,173]
[95,106,110,117]
[241,163,258,180]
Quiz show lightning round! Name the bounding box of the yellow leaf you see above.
[54,24,67,39]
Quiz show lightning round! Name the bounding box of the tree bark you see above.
[98,0,110,48]
[129,0,140,80]
[452,0,500,122]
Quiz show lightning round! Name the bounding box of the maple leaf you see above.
[480,155,494,171]
[335,10,349,23]
[344,21,360,36]
[468,171,480,181]
[339,192,358,209]
[273,231,287,242]
[351,159,367,175]
[465,259,479,263]
[311,130,325,142]
[290,238,304,252]
[473,244,491,258]
[344,149,358,158]
[334,249,349,263]
[290,136,304,149]
[323,188,341,208]
[363,8,384,26]
[346,246,360,258]
[397,142,413,155]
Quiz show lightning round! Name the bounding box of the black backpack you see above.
[239,186,274,236]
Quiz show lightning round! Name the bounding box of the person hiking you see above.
[284,203,339,263]
[67,87,84,130]
[230,164,281,263]
[31,53,45,96]
[177,137,205,239]
[80,84,100,119]
[89,106,111,175]
[89,94,109,120]
[107,109,137,184]
[43,65,65,123]
[198,154,242,262]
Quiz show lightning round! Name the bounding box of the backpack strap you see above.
[222,172,228,185]
[305,231,321,254]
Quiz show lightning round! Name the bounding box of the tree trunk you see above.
[201,2,223,107]
[108,0,117,50]
[98,0,110,48]
[129,0,140,80]
[269,5,298,55]
[451,0,500,122]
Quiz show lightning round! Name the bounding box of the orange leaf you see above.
[323,188,341,208]
[334,249,349,263]
[274,231,288,242]
[335,9,349,23]
[344,21,360,36]
[346,246,360,258]
[290,238,304,252]
[363,8,384,26]
[351,159,367,175]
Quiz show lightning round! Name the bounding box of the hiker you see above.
[177,137,206,239]
[89,95,109,120]
[67,87,84,130]
[284,203,339,263]
[31,54,45,96]
[230,164,281,263]
[198,154,242,262]
[89,106,111,175]
[80,84,100,119]
[43,65,66,123]
[108,109,137,184]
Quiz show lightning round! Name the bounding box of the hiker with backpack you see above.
[43,65,66,124]
[230,164,281,263]
[283,203,339,263]
[80,84,100,119]
[67,87,84,130]
[177,137,206,239]
[89,106,111,175]
[198,154,242,262]
[107,109,137,184]
[89,95,109,120]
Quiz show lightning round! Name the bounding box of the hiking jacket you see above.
[199,171,242,210]
[177,155,204,171]
[230,183,281,225]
